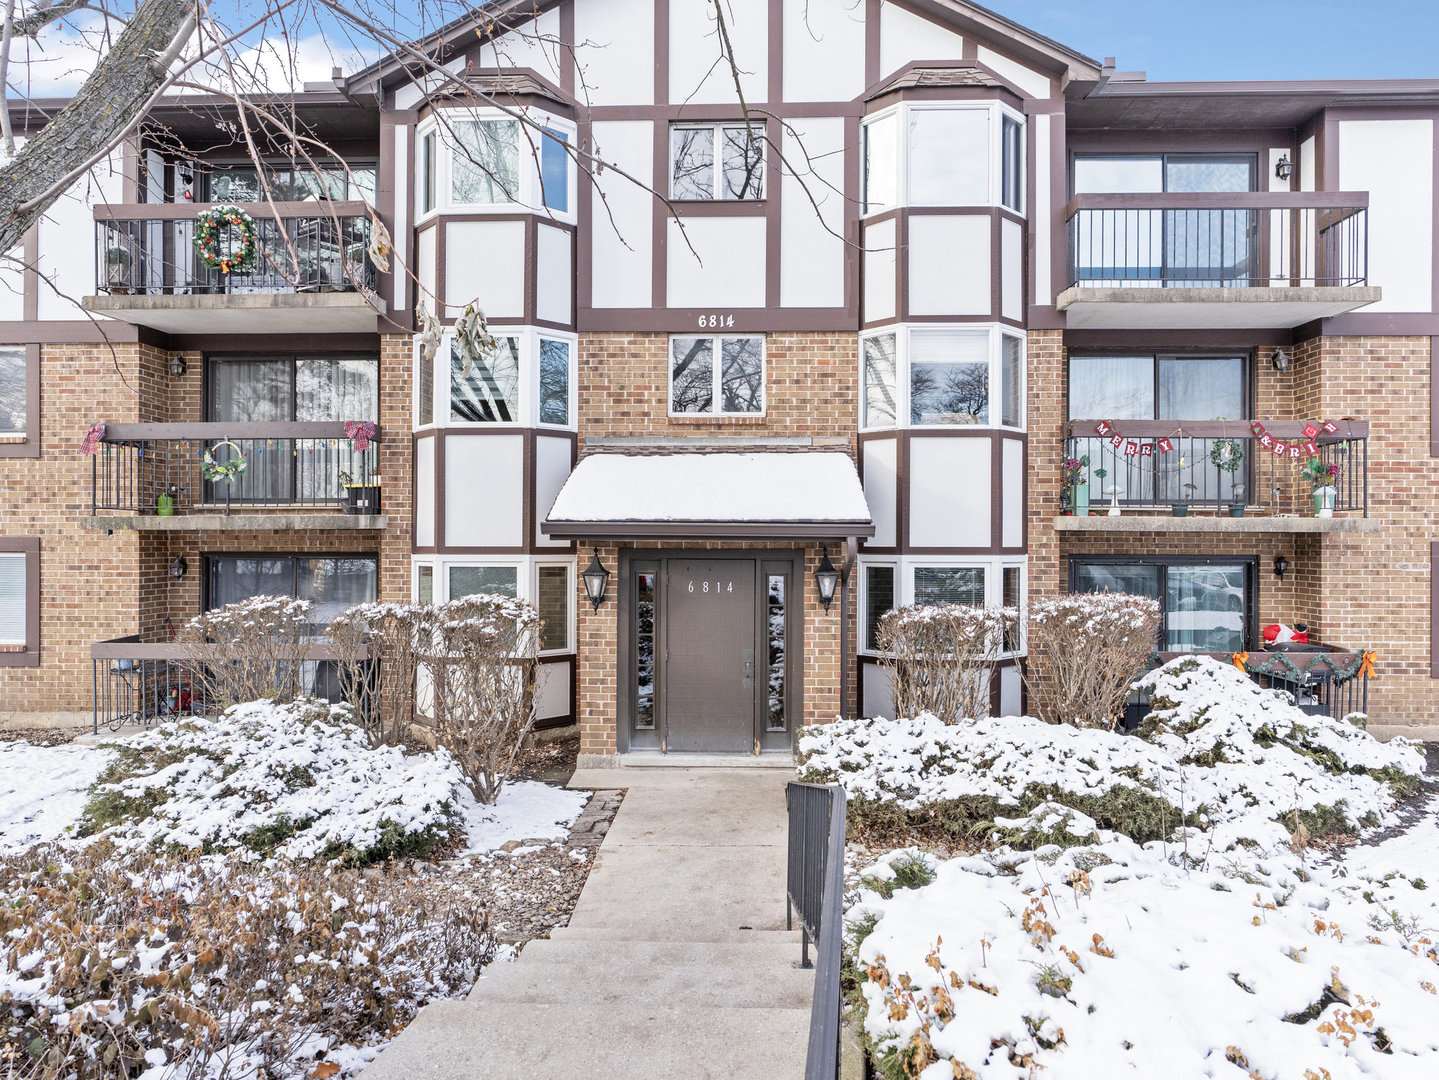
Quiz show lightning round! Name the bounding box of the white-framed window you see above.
[0,347,28,441]
[668,334,765,416]
[415,109,577,222]
[669,123,765,201]
[859,556,1027,657]
[411,556,576,656]
[859,325,1025,432]
[861,102,1025,215]
[414,327,578,431]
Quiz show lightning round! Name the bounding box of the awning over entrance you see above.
[541,451,875,540]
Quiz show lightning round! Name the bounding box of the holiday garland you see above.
[194,206,258,274]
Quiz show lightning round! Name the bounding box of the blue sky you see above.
[984,0,1439,81]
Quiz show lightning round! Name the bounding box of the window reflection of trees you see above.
[670,337,713,413]
[635,573,656,729]
[450,338,520,422]
[720,339,763,413]
[766,576,786,731]
[910,362,989,424]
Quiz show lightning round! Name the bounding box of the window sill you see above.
[0,649,38,667]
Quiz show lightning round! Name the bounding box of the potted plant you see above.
[1094,466,1119,516]
[1302,456,1340,518]
[1173,482,1196,517]
[104,245,133,294]
[1209,434,1246,517]
[339,469,382,515]
[1062,455,1090,516]
[156,484,178,517]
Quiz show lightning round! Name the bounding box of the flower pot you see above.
[1171,503,1189,517]
[345,483,381,515]
[156,493,175,517]
[1227,502,1246,518]
[1313,486,1336,519]
[1072,481,1089,517]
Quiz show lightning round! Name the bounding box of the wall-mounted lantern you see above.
[582,548,610,611]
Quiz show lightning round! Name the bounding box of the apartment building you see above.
[2,0,1435,754]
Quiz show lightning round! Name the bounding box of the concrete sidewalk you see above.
[361,767,811,1079]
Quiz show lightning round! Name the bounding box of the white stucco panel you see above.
[535,224,573,325]
[908,436,991,548]
[1033,114,1052,305]
[1001,217,1023,321]
[590,121,653,309]
[669,0,767,105]
[864,218,897,322]
[667,216,767,309]
[781,117,847,308]
[534,434,574,548]
[1339,118,1434,313]
[862,664,895,721]
[574,0,654,105]
[416,226,437,316]
[909,214,990,317]
[537,661,572,719]
[414,435,436,548]
[445,433,524,547]
[976,45,1051,99]
[445,219,526,319]
[392,125,409,311]
[479,8,564,87]
[782,0,867,102]
[879,2,964,78]
[1002,436,1023,548]
[39,155,122,320]
[862,437,899,548]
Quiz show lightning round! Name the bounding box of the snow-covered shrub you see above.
[1024,592,1160,728]
[328,601,439,746]
[876,604,1015,723]
[177,594,315,707]
[80,699,461,864]
[849,831,1439,1080]
[799,655,1424,849]
[0,843,493,1079]
[430,594,542,805]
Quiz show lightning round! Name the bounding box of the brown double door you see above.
[625,552,796,754]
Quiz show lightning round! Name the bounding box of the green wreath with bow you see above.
[202,440,248,483]
[194,205,258,274]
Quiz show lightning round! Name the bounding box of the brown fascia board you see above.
[894,0,1103,81]
[345,0,567,96]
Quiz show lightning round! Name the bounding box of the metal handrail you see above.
[787,780,847,1080]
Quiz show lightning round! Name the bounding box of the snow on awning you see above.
[541,452,875,540]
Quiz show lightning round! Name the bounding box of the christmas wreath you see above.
[201,440,248,483]
[1209,437,1244,471]
[194,205,258,274]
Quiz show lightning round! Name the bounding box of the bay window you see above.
[1070,557,1254,654]
[669,335,764,416]
[860,326,1024,431]
[416,328,577,430]
[862,103,1024,214]
[861,558,1026,656]
[670,123,765,201]
[448,565,518,600]
[415,110,577,221]
[413,559,575,656]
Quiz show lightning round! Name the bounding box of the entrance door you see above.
[664,557,758,752]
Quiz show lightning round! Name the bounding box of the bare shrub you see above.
[0,841,493,1079]
[328,602,439,746]
[429,594,542,804]
[1024,592,1162,729]
[876,604,1015,722]
[177,595,313,709]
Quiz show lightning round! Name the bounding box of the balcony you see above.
[1058,193,1380,329]
[81,422,386,532]
[81,202,385,334]
[1058,419,1378,533]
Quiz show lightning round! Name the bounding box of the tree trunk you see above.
[0,0,195,254]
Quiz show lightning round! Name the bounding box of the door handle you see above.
[742,649,754,688]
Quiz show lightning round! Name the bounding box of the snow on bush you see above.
[81,699,462,864]
[877,604,1016,724]
[850,831,1439,1079]
[1025,592,1162,728]
[0,842,493,1079]
[799,656,1423,847]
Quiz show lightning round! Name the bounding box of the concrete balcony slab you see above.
[81,513,387,532]
[82,291,385,334]
[1053,514,1380,534]
[1056,285,1381,330]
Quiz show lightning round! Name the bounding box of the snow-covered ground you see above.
[811,657,1438,1079]
[0,702,588,860]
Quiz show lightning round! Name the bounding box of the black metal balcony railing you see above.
[1065,419,1368,516]
[92,635,373,733]
[90,422,381,516]
[95,202,375,296]
[1066,192,1369,289]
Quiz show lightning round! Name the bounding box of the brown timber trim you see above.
[1433,337,1439,458]
[21,226,37,322]
[0,344,40,458]
[558,2,575,97]
[653,0,669,107]
[168,333,381,354]
[863,0,880,88]
[92,201,371,222]
[1433,542,1439,678]
[578,306,854,333]
[1065,328,1293,349]
[0,537,40,667]
[543,521,875,541]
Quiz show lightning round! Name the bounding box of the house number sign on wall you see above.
[688,579,735,594]
[696,314,737,328]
